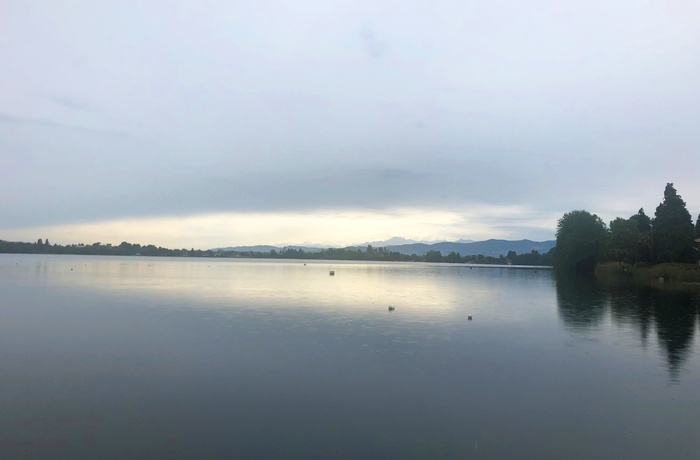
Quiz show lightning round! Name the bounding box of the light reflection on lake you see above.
[1,254,699,459]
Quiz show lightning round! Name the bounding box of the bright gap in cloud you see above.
[1,206,558,250]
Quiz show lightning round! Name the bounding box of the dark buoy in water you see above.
[388,306,395,312]
[468,315,472,320]
[329,270,335,276]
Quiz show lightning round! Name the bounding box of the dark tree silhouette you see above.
[652,183,695,263]
[555,210,608,273]
[608,217,638,264]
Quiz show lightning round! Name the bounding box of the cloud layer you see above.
[2,1,699,246]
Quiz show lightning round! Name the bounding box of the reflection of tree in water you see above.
[652,290,698,381]
[555,274,608,330]
[609,285,654,348]
[557,272,700,381]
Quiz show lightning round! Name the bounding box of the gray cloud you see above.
[2,0,700,242]
[0,152,583,230]
[0,111,131,138]
[359,24,388,58]
[43,94,98,113]
[0,112,22,124]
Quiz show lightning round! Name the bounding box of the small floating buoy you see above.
[388,306,395,312]
[329,270,335,276]
[468,315,472,320]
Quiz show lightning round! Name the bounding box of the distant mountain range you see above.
[357,236,441,246]
[213,245,325,253]
[214,238,555,258]
[381,239,555,257]
[355,237,476,246]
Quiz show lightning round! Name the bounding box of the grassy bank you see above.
[596,261,700,285]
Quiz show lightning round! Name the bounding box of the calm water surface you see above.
[1,254,700,459]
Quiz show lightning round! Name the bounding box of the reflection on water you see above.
[2,254,700,459]
[2,255,554,322]
[555,274,608,329]
[556,274,700,381]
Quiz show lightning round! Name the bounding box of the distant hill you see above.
[213,245,325,253]
[357,236,444,247]
[384,239,555,257]
[213,239,555,258]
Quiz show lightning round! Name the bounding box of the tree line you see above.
[0,239,216,258]
[266,246,552,265]
[555,183,700,273]
[0,239,552,266]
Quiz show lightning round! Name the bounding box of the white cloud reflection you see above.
[18,255,540,321]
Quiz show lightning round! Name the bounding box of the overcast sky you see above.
[2,0,699,248]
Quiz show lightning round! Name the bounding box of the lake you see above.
[1,254,699,459]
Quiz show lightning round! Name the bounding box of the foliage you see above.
[608,209,654,265]
[608,217,639,264]
[0,239,214,257]
[554,210,608,273]
[629,208,652,233]
[629,208,653,262]
[559,183,699,275]
[652,183,695,263]
[596,262,700,284]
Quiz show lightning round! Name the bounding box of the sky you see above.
[2,0,699,249]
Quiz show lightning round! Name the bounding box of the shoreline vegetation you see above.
[555,182,700,290]
[0,238,554,266]
[596,262,700,286]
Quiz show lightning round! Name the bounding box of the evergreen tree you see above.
[652,183,695,263]
[628,208,652,263]
[629,208,651,233]
[695,214,700,258]
[608,217,638,264]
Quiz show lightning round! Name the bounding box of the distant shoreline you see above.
[0,238,553,266]
[0,252,554,269]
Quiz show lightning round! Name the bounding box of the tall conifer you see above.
[652,183,695,263]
